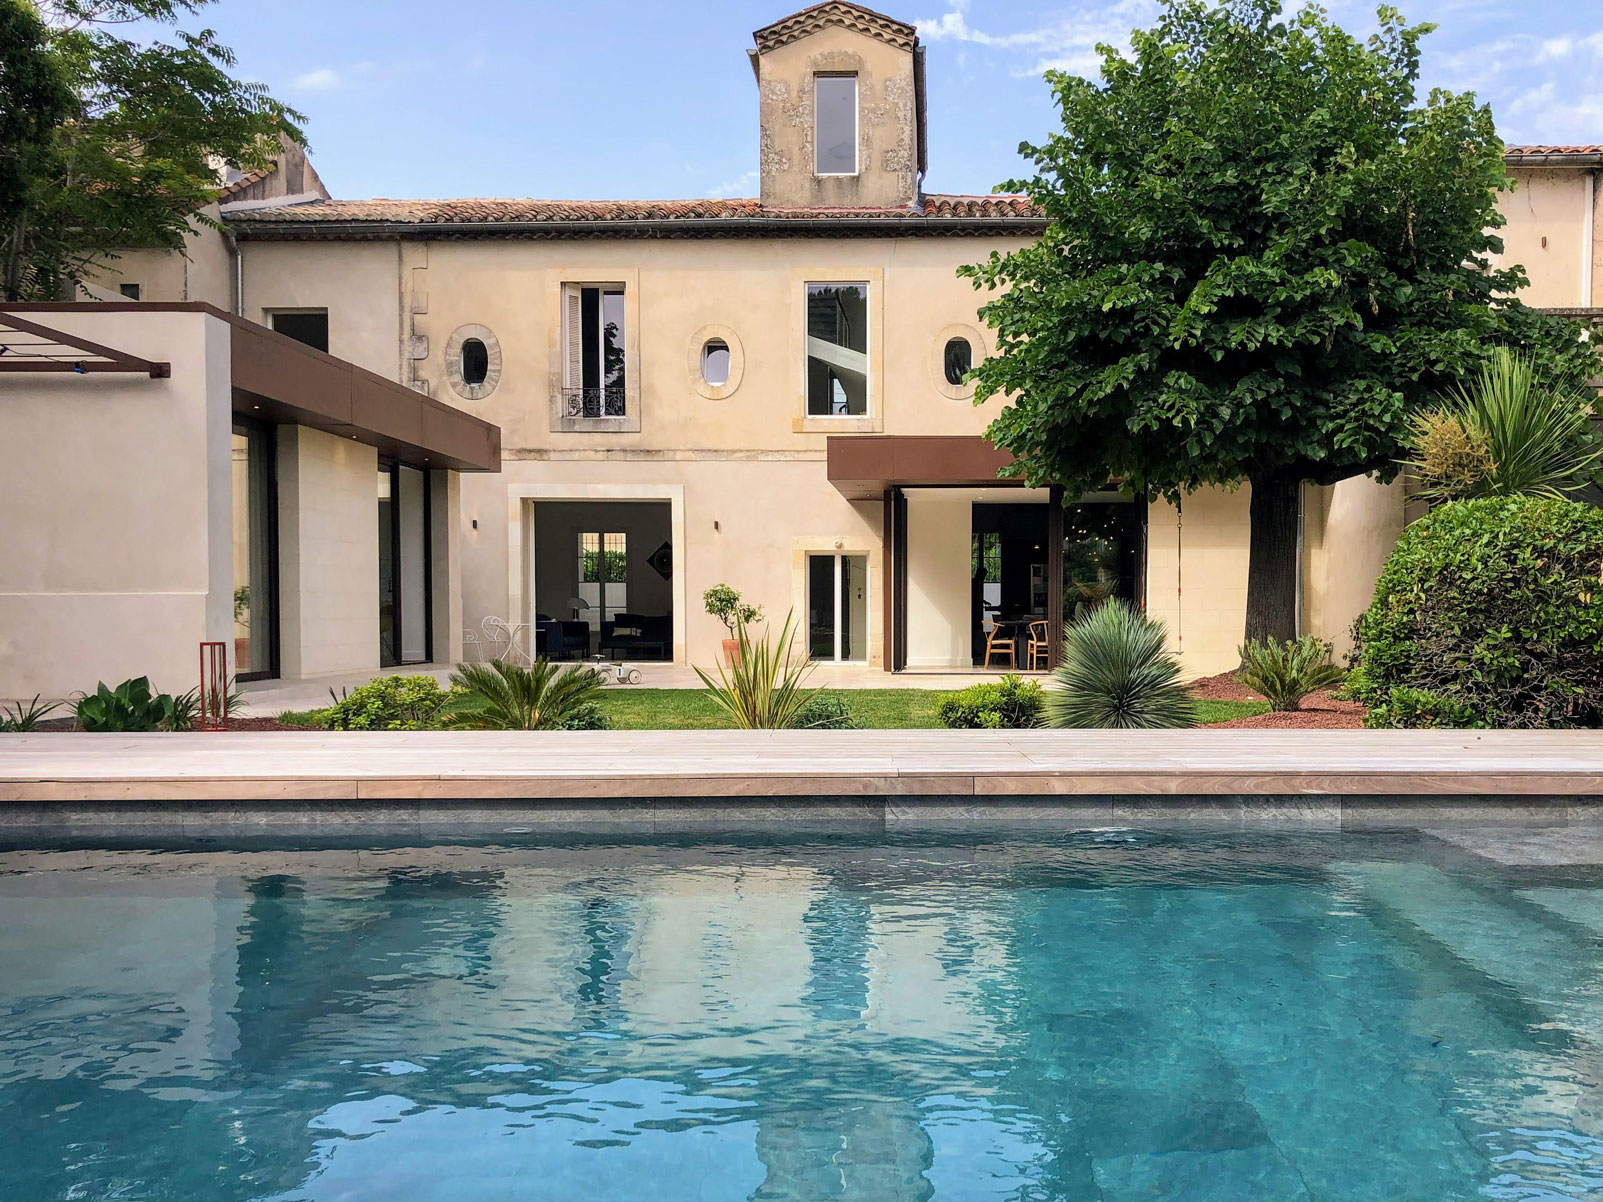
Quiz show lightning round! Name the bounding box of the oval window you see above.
[943,337,973,386]
[702,339,731,388]
[461,338,489,388]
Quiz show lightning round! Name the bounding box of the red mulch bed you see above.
[1187,671,1368,729]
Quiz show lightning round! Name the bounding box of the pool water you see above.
[3,829,1603,1201]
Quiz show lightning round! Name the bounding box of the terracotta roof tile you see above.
[752,1,916,53]
[1504,145,1603,158]
[226,193,1045,226]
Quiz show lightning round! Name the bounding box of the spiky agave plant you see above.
[1408,347,1603,501]
[1046,602,1196,729]
[441,659,605,730]
[694,610,819,729]
[1237,637,1345,711]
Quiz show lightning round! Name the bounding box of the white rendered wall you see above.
[904,492,973,669]
[0,309,232,700]
[276,425,379,677]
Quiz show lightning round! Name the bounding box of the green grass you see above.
[278,691,1270,731]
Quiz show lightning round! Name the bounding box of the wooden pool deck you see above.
[3,729,1603,804]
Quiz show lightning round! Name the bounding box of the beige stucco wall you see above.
[241,241,401,377]
[1303,474,1406,663]
[276,425,380,678]
[754,24,919,209]
[430,469,464,667]
[85,203,236,309]
[1146,487,1253,679]
[0,310,233,699]
[1493,168,1600,307]
[903,491,974,668]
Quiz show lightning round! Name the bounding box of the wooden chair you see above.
[1026,621,1049,670]
[983,619,1016,669]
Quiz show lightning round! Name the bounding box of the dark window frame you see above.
[378,458,434,668]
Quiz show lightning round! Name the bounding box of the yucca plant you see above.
[1237,637,1345,711]
[1407,347,1603,501]
[440,659,605,731]
[0,695,59,733]
[1046,601,1196,729]
[694,610,819,729]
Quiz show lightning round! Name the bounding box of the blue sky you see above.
[174,0,1603,200]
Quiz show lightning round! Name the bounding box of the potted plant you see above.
[703,583,763,665]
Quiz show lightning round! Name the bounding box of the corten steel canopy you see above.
[0,311,170,377]
[826,434,1019,498]
[0,302,501,473]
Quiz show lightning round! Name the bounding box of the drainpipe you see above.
[222,226,243,316]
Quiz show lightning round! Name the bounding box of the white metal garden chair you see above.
[482,616,532,666]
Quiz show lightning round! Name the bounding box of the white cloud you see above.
[291,67,344,92]
[289,60,431,94]
[705,169,758,199]
[916,0,1159,78]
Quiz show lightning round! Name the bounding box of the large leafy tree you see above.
[2,0,304,301]
[962,0,1596,643]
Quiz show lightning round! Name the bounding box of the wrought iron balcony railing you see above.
[561,386,627,419]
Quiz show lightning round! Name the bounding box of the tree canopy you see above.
[961,0,1597,641]
[2,0,303,300]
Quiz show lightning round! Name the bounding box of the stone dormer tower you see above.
[750,2,926,209]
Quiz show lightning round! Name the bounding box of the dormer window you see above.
[814,75,858,176]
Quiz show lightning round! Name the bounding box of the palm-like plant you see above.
[1238,637,1345,711]
[1047,601,1196,729]
[1408,348,1603,501]
[441,659,605,731]
[694,610,819,729]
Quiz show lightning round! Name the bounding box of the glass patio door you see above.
[807,553,868,662]
[231,422,277,680]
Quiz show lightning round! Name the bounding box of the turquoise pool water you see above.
[2,830,1603,1201]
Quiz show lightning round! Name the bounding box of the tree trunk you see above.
[1244,470,1301,646]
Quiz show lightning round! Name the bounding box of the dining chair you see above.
[1027,620,1049,670]
[482,616,517,664]
[462,627,483,663]
[983,618,1016,670]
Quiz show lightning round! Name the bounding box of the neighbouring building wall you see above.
[84,203,236,309]
[903,492,972,668]
[1303,474,1406,663]
[240,241,401,378]
[0,310,233,699]
[276,425,380,678]
[1146,487,1253,679]
[1494,168,1600,308]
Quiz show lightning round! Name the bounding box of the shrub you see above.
[553,700,611,731]
[1353,495,1603,728]
[442,660,605,731]
[73,677,194,732]
[936,675,1045,729]
[1364,687,1482,730]
[0,695,59,733]
[1238,637,1345,711]
[1047,602,1196,729]
[325,674,456,731]
[694,611,817,729]
[792,692,860,730]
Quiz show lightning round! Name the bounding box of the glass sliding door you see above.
[1062,498,1145,623]
[807,553,869,663]
[379,460,432,668]
[231,423,277,680]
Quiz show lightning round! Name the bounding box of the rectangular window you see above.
[815,75,858,175]
[232,422,277,680]
[378,460,432,668]
[118,283,141,300]
[563,285,626,418]
[270,310,329,353]
[806,283,869,416]
[577,532,628,644]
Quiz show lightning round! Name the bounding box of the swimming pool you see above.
[2,829,1601,1201]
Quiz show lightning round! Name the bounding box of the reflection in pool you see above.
[2,830,1603,1200]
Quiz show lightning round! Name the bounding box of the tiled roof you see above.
[1504,145,1603,159]
[752,1,916,53]
[220,164,277,197]
[225,193,1044,234]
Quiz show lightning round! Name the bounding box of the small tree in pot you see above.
[703,584,763,665]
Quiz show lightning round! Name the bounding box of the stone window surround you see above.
[792,264,884,435]
[546,267,642,433]
[931,321,987,402]
[789,535,881,668]
[688,324,746,400]
[444,322,502,401]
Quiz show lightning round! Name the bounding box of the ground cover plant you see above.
[1352,495,1603,727]
[72,677,196,732]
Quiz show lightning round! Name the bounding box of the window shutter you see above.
[564,285,583,389]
